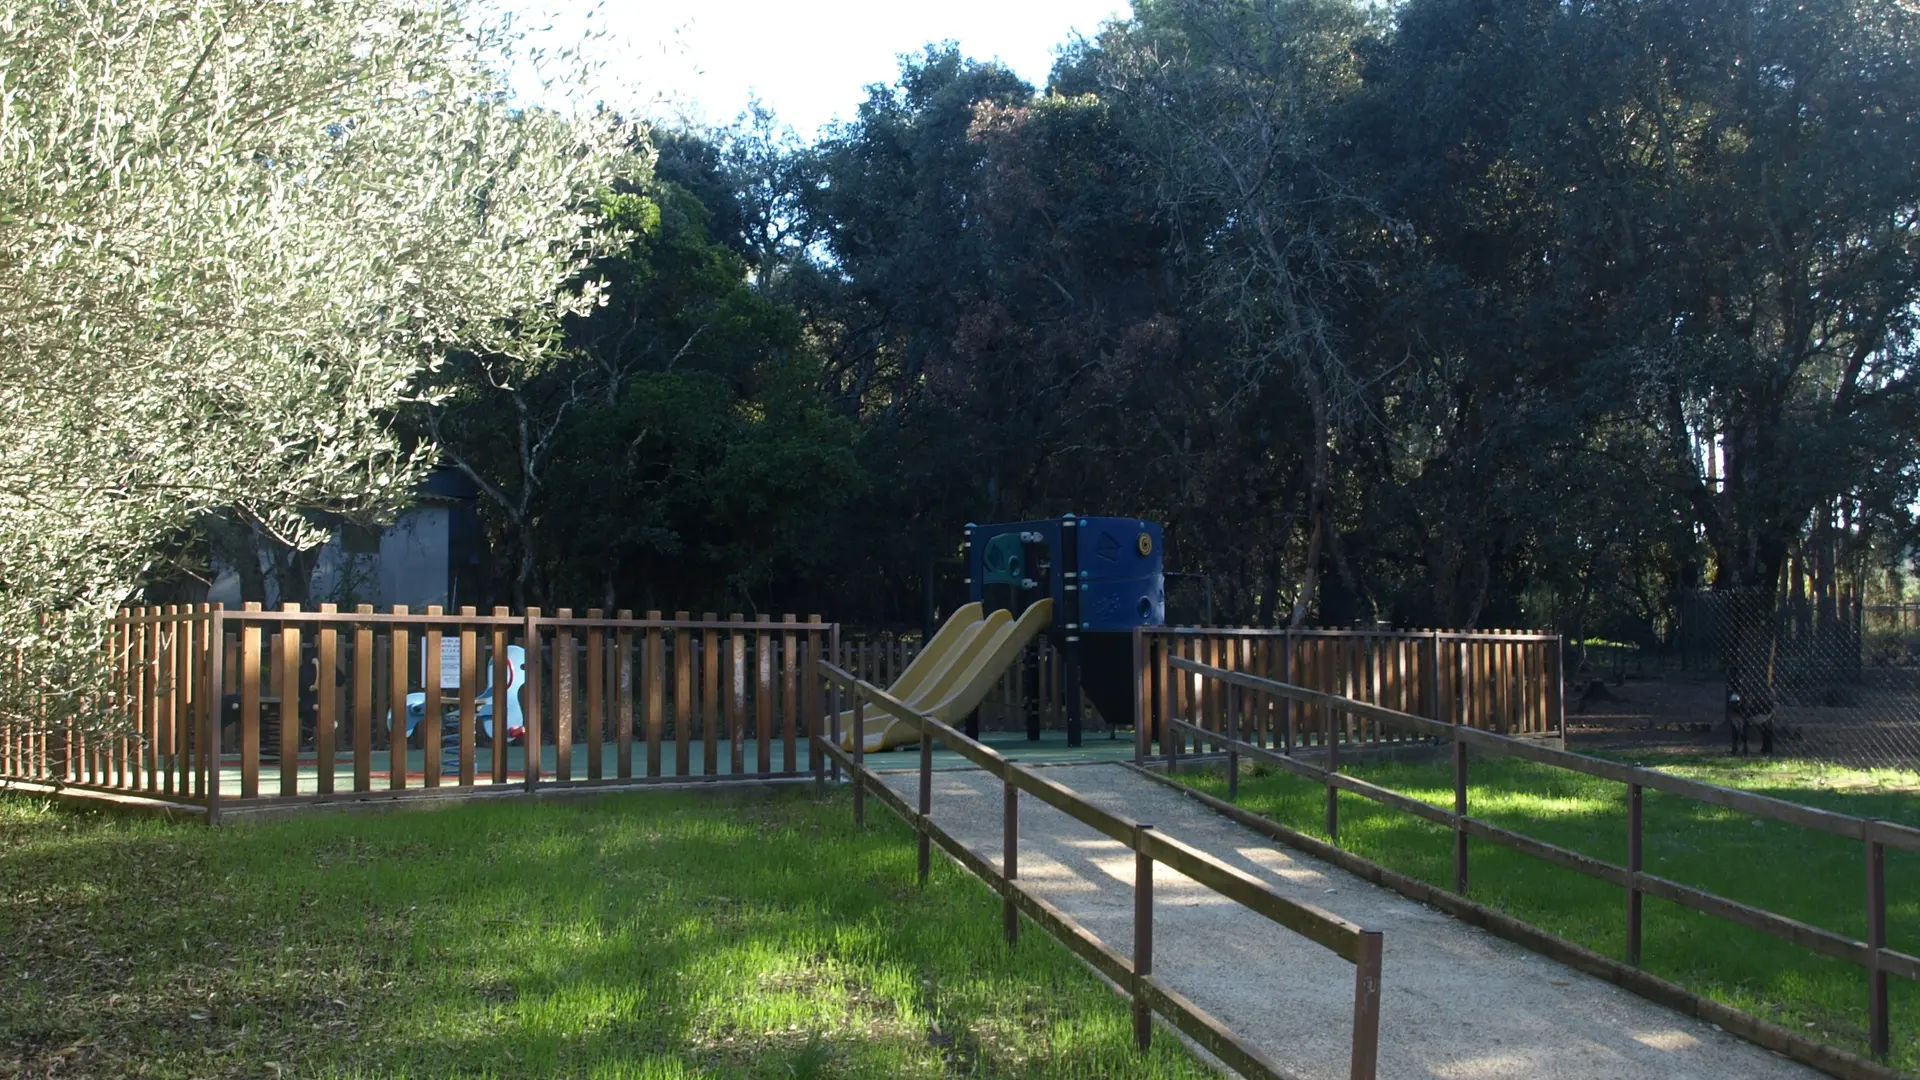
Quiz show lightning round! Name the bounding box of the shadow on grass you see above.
[0,791,1212,1080]
[1179,754,1920,1071]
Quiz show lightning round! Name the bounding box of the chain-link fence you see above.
[1660,589,1920,767]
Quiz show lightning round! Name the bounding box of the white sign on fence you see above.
[423,638,463,689]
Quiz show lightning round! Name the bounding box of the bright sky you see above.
[500,1,1133,137]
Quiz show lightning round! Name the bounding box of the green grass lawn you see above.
[1180,751,1920,1070]
[0,789,1211,1080]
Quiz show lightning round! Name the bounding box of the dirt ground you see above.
[1563,666,1920,768]
[1564,675,1730,758]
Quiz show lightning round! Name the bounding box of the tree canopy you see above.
[17,0,1917,720]
[0,0,639,729]
[233,0,1920,639]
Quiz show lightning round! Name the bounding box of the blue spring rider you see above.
[391,645,527,771]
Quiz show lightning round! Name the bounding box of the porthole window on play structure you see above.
[979,530,1051,618]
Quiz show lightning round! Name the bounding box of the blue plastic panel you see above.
[966,516,1164,632]
[1075,517,1164,631]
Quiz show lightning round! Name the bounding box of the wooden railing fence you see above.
[814,660,1385,1080]
[1136,627,1563,763]
[0,605,842,818]
[1165,653,1919,1063]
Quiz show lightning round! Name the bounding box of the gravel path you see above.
[876,763,1822,1080]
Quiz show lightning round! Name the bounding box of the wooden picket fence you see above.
[3,609,1567,819]
[1136,627,1565,760]
[0,604,843,819]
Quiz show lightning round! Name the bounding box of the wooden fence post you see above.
[1627,782,1644,966]
[677,612,696,779]
[616,611,635,780]
[783,615,800,774]
[1156,635,1171,761]
[204,606,225,822]
[389,605,410,791]
[553,608,573,785]
[277,604,302,796]
[522,608,542,791]
[1326,693,1340,845]
[852,692,865,826]
[240,603,262,799]
[729,616,747,776]
[1868,825,1889,1059]
[918,723,933,888]
[313,605,337,795]
[1227,683,1241,802]
[1004,768,1019,946]
[756,622,774,775]
[812,631,827,795]
[828,624,842,786]
[353,605,374,791]
[1425,631,1442,726]
[458,608,477,786]
[1133,823,1155,1052]
[1350,930,1384,1080]
[1450,719,1468,893]
[490,608,511,786]
[1282,630,1295,755]
[424,606,443,789]
[584,610,603,783]
[646,610,665,778]
[703,614,720,777]
[1456,634,1471,732]
[806,616,823,784]
[1549,636,1567,749]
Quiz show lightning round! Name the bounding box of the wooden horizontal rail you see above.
[817,660,1382,1079]
[820,663,1369,952]
[1457,815,1628,886]
[1128,762,1913,1080]
[205,608,812,632]
[810,726,1313,1080]
[1139,827,1364,963]
[1172,720,1454,829]
[108,610,217,626]
[1167,656,1905,848]
[1150,626,1559,643]
[1170,653,1919,1063]
[1139,975,1307,1080]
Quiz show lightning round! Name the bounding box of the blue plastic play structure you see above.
[964,515,1165,745]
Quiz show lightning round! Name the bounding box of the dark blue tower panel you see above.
[1074,517,1165,631]
[964,515,1164,746]
[964,516,1164,632]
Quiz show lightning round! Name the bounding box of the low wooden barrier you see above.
[1166,653,1920,1064]
[815,661,1385,1080]
[1,605,839,819]
[1136,627,1564,760]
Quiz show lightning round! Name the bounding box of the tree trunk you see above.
[1290,389,1334,629]
[1291,503,1323,629]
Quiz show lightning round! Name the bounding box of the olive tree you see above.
[0,0,643,735]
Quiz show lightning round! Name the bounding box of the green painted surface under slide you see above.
[213,729,1136,798]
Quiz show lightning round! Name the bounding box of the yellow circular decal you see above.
[1137,532,1154,556]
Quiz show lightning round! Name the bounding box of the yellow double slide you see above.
[837,598,1054,753]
